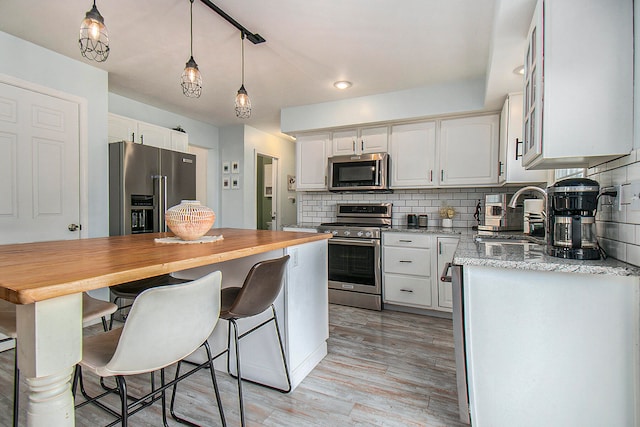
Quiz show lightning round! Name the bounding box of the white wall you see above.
[244,126,297,228]
[0,30,109,237]
[218,124,296,228]
[280,78,487,133]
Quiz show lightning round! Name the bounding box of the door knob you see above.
[68,224,80,232]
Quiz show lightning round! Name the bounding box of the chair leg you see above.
[160,368,169,427]
[229,319,246,427]
[115,375,128,427]
[204,341,227,427]
[13,345,19,427]
[101,315,110,332]
[169,341,227,427]
[270,305,292,393]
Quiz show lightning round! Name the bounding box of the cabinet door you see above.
[503,93,547,183]
[439,115,499,186]
[383,273,432,307]
[170,130,189,152]
[332,129,357,155]
[137,122,171,149]
[389,122,436,188]
[522,0,543,167]
[436,237,458,310]
[296,133,329,190]
[108,114,137,143]
[360,126,388,153]
[383,247,431,276]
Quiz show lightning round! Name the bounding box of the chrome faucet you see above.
[508,186,548,237]
[508,186,547,209]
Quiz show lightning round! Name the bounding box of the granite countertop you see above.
[454,229,640,277]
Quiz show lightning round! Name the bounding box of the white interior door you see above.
[0,82,80,244]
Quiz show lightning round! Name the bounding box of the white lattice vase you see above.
[165,200,215,241]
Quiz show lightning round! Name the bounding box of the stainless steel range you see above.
[317,203,392,311]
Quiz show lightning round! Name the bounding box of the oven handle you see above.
[329,238,379,246]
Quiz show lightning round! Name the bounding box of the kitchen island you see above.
[452,233,640,427]
[0,228,331,427]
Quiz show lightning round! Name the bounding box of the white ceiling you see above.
[0,0,535,138]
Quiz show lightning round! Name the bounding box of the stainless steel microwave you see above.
[328,152,389,192]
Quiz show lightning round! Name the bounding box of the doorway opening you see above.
[256,153,278,230]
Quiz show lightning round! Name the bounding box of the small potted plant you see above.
[439,205,455,228]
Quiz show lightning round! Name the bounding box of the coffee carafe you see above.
[546,178,600,260]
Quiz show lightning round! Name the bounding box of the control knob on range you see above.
[365,231,372,237]
[357,231,363,237]
[332,230,338,236]
[343,230,351,236]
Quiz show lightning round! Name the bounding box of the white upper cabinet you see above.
[389,122,437,188]
[331,126,388,156]
[170,131,189,153]
[108,114,137,144]
[296,133,330,190]
[107,113,189,152]
[522,0,633,169]
[439,114,499,186]
[499,93,547,184]
[136,121,171,149]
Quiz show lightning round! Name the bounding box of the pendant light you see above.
[235,33,251,119]
[181,0,202,98]
[79,0,110,62]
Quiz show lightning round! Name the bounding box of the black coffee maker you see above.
[546,178,600,260]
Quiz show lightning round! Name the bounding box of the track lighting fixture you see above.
[181,0,203,98]
[79,0,110,62]
[235,33,251,119]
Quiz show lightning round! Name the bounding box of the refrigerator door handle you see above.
[162,175,168,232]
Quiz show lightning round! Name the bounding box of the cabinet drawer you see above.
[383,233,431,248]
[383,247,430,276]
[384,274,431,306]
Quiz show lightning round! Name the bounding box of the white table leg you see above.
[16,293,82,427]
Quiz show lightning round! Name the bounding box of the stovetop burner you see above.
[317,203,393,239]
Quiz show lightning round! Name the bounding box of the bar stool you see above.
[74,270,226,427]
[109,274,189,328]
[220,255,291,427]
[0,293,117,427]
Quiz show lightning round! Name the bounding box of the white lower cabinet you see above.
[382,233,433,309]
[383,232,458,313]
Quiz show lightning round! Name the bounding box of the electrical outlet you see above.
[630,181,640,211]
[614,184,622,211]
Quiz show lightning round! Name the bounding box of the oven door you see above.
[327,238,381,294]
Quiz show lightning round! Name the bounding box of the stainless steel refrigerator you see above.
[109,141,196,236]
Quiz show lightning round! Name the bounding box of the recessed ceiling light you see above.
[333,81,352,90]
[513,65,525,75]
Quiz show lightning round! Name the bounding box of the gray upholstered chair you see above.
[74,270,226,427]
[219,255,291,427]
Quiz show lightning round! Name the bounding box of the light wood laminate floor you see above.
[0,304,465,426]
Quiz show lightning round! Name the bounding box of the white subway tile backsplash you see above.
[626,243,640,266]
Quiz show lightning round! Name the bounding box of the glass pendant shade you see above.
[235,85,251,119]
[181,56,202,98]
[79,1,109,62]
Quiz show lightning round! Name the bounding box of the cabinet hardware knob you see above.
[399,239,412,242]
[400,289,414,293]
[68,223,80,232]
[399,260,412,263]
